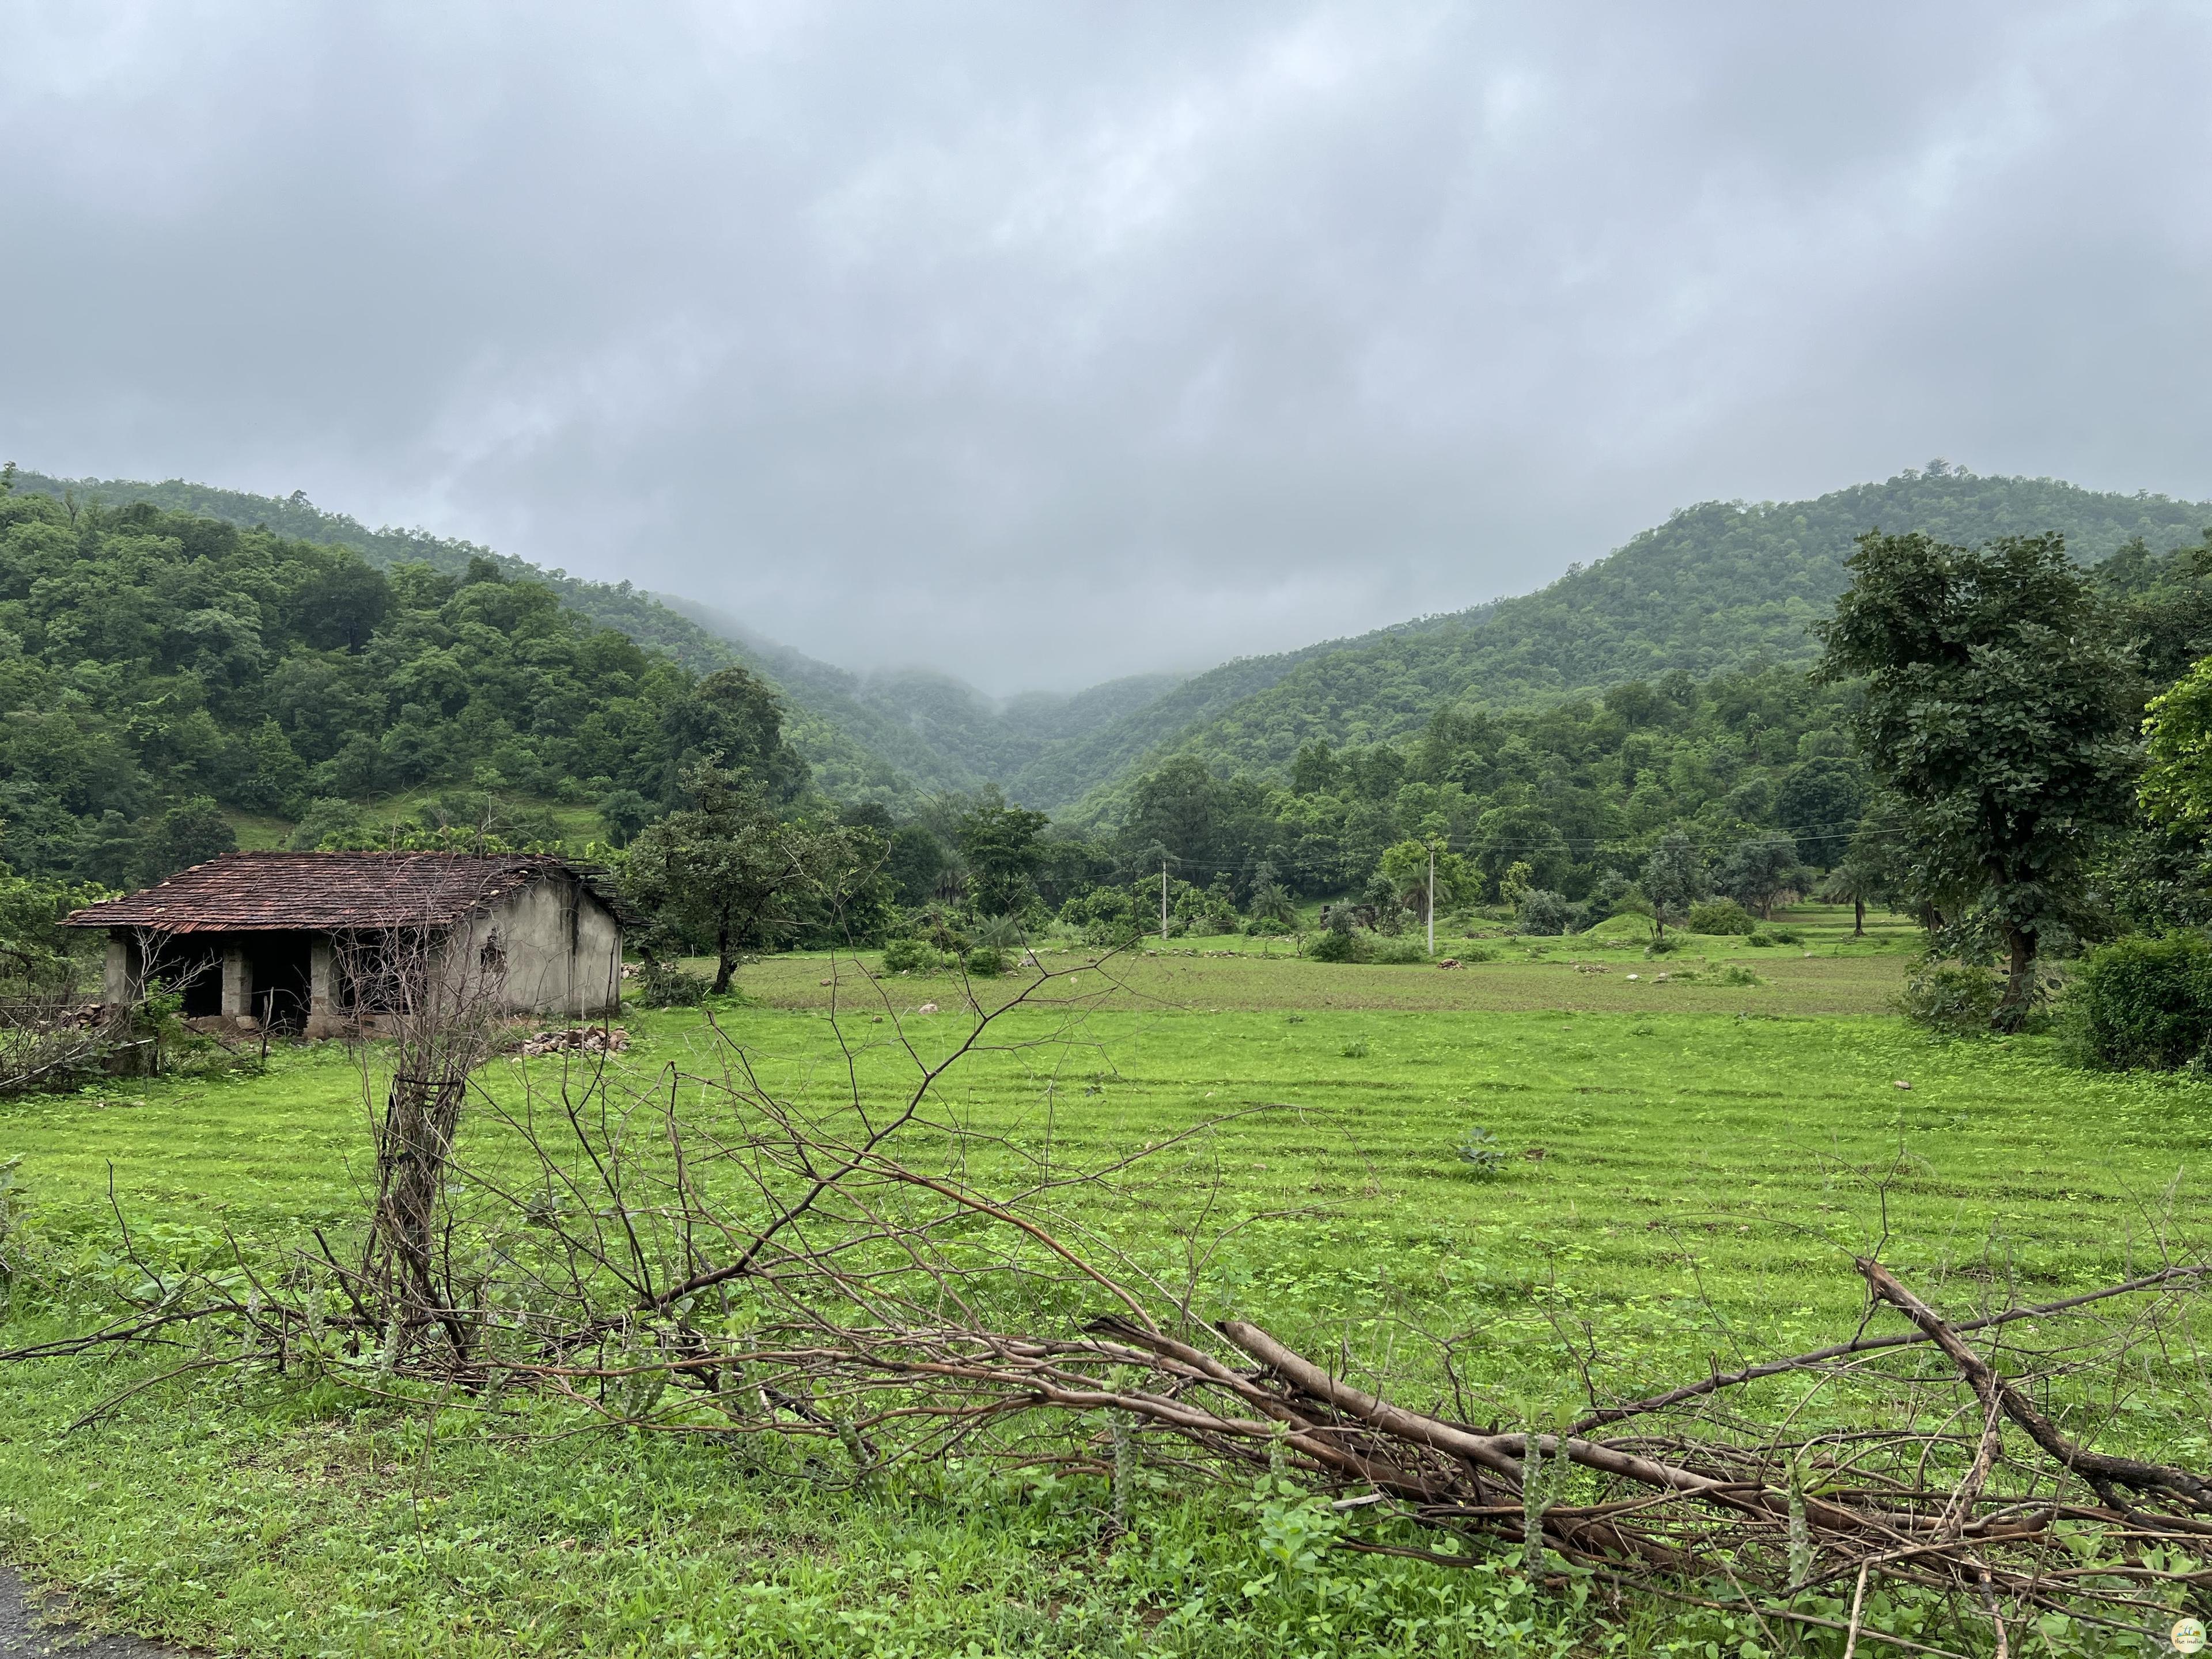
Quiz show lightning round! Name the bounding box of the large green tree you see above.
[1816,531,2138,1027]
[623,764,870,993]
[955,789,1050,917]
[1641,833,1706,938]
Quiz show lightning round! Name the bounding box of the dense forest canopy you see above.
[28,463,2210,823]
[0,477,801,887]
[1053,464,2212,823]
[10,469,919,806]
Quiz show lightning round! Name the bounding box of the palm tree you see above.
[1817,859,1880,938]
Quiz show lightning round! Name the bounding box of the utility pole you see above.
[1426,842,1435,956]
[1161,859,1169,942]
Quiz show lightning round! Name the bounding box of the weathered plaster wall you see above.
[102,937,136,1005]
[453,876,622,1018]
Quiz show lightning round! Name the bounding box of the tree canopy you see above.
[1816,530,2139,1025]
[0,487,802,887]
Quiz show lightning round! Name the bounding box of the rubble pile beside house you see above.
[518,1025,630,1057]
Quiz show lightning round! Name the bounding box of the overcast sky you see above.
[6,3,2212,693]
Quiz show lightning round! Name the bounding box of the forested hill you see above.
[1055,465,2212,823]
[666,599,1179,797]
[669,595,1195,801]
[10,471,918,804]
[675,592,1505,813]
[995,612,1494,810]
[0,479,835,885]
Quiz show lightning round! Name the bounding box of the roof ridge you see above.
[63,850,596,933]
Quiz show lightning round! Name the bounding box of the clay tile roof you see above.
[62,851,603,933]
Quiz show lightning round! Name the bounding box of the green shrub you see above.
[1368,935,1430,965]
[1458,1127,1505,1177]
[1308,926,1370,964]
[881,937,943,975]
[1713,963,1766,987]
[962,946,1007,978]
[1768,927,1804,945]
[1687,899,1757,935]
[1745,932,1775,948]
[1896,964,2003,1035]
[1646,934,1685,957]
[1452,944,1499,964]
[2063,933,2212,1070]
[638,959,709,1007]
[1516,889,1573,935]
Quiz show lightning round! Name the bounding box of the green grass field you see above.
[2,908,2207,1655]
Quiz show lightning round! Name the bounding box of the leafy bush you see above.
[1517,889,1573,935]
[881,937,944,975]
[1687,899,1757,935]
[638,959,709,1006]
[962,946,1007,978]
[972,912,1028,950]
[1896,964,2003,1035]
[1367,935,1430,965]
[1453,944,1500,964]
[1768,927,1804,945]
[1745,932,1775,948]
[1645,934,1685,957]
[1307,925,1370,964]
[1341,1039,1369,1058]
[1457,1127,1505,1177]
[2063,933,2212,1070]
[1712,963,1766,987]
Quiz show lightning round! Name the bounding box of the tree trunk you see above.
[1853,897,1865,938]
[1995,924,2038,1033]
[713,921,735,995]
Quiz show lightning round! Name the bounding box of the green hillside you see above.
[0,480,828,884]
[10,471,918,805]
[36,463,2211,828]
[1058,465,2212,823]
[669,596,1195,802]
[997,616,1488,810]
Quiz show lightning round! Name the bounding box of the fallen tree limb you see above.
[1858,1256,2212,1514]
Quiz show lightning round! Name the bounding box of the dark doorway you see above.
[145,937,224,1017]
[246,933,313,1032]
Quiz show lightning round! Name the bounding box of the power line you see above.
[1094,817,1906,881]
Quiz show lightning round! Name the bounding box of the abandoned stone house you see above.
[63,851,627,1037]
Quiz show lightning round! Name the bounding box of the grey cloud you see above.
[4,2,2210,691]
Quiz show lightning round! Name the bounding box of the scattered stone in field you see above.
[520,1026,629,1056]
[819,978,832,986]
[917,1002,938,1014]
[1524,1145,1548,1161]
[1437,958,1460,969]
[870,1016,883,1023]
[1893,1079,1911,1089]
[1653,972,1670,982]
[1625,972,1640,980]
[1574,961,1605,974]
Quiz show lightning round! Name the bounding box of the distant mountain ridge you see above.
[661,596,1190,796]
[26,464,2212,827]
[1047,464,2212,823]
